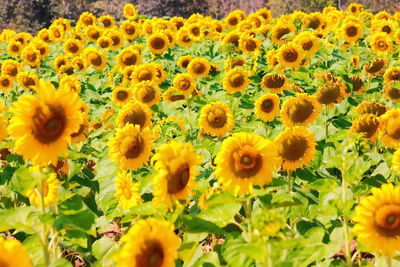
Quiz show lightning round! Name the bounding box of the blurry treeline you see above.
[1,0,400,34]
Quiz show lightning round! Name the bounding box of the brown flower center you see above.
[245,39,257,52]
[122,52,137,66]
[138,70,153,81]
[365,59,385,74]
[280,135,308,161]
[350,76,363,92]
[229,73,245,88]
[135,240,164,267]
[178,79,191,91]
[307,18,321,30]
[151,37,166,50]
[227,35,239,47]
[167,164,190,194]
[353,116,380,138]
[6,66,18,77]
[264,74,285,89]
[382,25,392,34]
[32,105,66,144]
[345,26,358,37]
[138,86,156,103]
[23,77,35,87]
[111,36,121,46]
[374,205,400,237]
[261,99,274,113]
[302,41,313,51]
[283,49,298,63]
[91,55,103,66]
[124,135,144,159]
[206,107,227,128]
[1,78,10,87]
[377,40,388,50]
[228,17,238,26]
[68,43,79,53]
[181,59,190,68]
[387,85,400,100]
[287,99,314,123]
[316,82,341,104]
[123,108,147,128]
[124,24,136,35]
[117,90,128,101]
[276,27,290,40]
[231,149,263,178]
[192,62,206,75]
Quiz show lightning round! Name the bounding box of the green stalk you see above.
[39,180,50,266]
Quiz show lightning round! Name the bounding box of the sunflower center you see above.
[307,18,320,30]
[227,35,239,47]
[283,49,298,63]
[280,135,308,161]
[383,25,391,34]
[316,83,341,104]
[374,205,400,237]
[181,59,190,68]
[169,94,185,102]
[387,86,400,100]
[245,39,257,52]
[111,36,121,46]
[264,74,285,89]
[7,66,17,76]
[261,99,274,113]
[231,59,245,68]
[138,70,152,81]
[193,62,206,75]
[68,43,79,53]
[206,108,227,128]
[230,73,245,88]
[136,240,164,267]
[228,17,238,26]
[122,53,137,66]
[377,40,388,49]
[91,55,103,66]
[117,90,128,101]
[123,109,147,128]
[103,19,111,27]
[138,86,156,103]
[350,76,363,92]
[302,41,313,51]
[167,164,190,194]
[151,37,166,50]
[100,40,109,48]
[191,27,200,36]
[89,31,100,40]
[124,136,144,159]
[389,71,400,81]
[366,60,385,74]
[346,26,358,37]
[125,24,136,35]
[23,77,35,87]
[178,79,191,90]
[386,119,400,140]
[12,44,19,52]
[354,117,379,138]
[1,78,10,87]
[276,28,290,40]
[32,105,66,144]
[231,148,262,178]
[287,99,314,123]
[27,52,37,62]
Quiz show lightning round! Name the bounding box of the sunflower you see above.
[353,183,400,257]
[384,66,400,83]
[133,81,161,107]
[348,75,365,94]
[106,29,124,50]
[147,32,169,54]
[77,11,97,28]
[222,31,240,49]
[114,171,142,209]
[59,76,81,94]
[85,26,102,42]
[187,57,211,78]
[26,173,60,207]
[293,32,320,56]
[63,39,82,57]
[0,114,8,141]
[261,73,288,93]
[37,28,52,43]
[152,141,202,209]
[351,55,360,68]
[379,109,400,149]
[199,102,234,137]
[348,3,363,14]
[7,40,23,56]
[171,17,185,30]
[131,64,158,84]
[97,36,113,50]
[120,21,140,40]
[254,93,280,122]
[1,60,20,78]
[17,72,39,90]
[173,73,196,96]
[112,87,133,107]
[99,15,116,29]
[53,55,69,72]
[302,13,325,31]
[270,23,295,44]
[0,75,14,91]
[355,101,387,117]
[370,33,393,54]
[384,82,400,102]
[109,124,154,170]
[239,34,261,54]
[277,42,305,70]
[275,126,316,171]
[281,94,321,127]
[85,48,107,71]
[163,87,186,104]
[341,20,363,43]
[315,80,347,106]
[363,58,387,76]
[177,55,192,69]
[176,29,193,47]
[116,100,153,129]
[117,48,141,68]
[214,132,279,195]
[123,3,138,20]
[225,12,242,29]
[114,218,181,267]
[8,80,82,165]
[187,23,204,41]
[71,101,89,143]
[350,114,380,141]
[0,238,33,267]
[224,57,246,72]
[266,50,279,70]
[223,68,249,93]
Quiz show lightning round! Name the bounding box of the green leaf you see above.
[307,179,337,192]
[0,206,40,233]
[222,232,254,267]
[92,236,116,261]
[182,215,227,234]
[10,167,37,194]
[198,202,241,227]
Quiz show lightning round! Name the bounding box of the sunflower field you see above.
[2,2,400,266]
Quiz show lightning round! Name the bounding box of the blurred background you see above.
[0,0,399,34]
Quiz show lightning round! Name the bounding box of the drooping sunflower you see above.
[117,48,141,68]
[363,58,387,77]
[384,66,400,83]
[379,109,400,149]
[384,82,400,102]
[261,73,288,93]
[187,57,211,79]
[152,141,202,209]
[277,42,305,70]
[275,126,316,171]
[353,183,400,258]
[173,73,196,96]
[355,101,387,117]
[254,93,280,122]
[7,80,82,165]
[348,75,365,94]
[147,32,169,54]
[350,114,380,141]
[351,55,360,68]
[114,218,181,267]
[315,80,347,106]
[214,132,279,195]
[0,238,33,267]
[199,102,234,137]
[281,94,321,127]
[370,32,393,54]
[116,100,153,129]
[0,75,14,91]
[223,68,250,93]
[112,87,133,107]
[109,124,154,170]
[270,23,296,44]
[177,55,192,69]
[17,72,39,91]
[114,171,142,209]
[133,81,161,107]
[26,173,60,207]
[163,87,186,104]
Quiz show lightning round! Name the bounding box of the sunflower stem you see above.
[385,256,392,267]
[242,200,252,241]
[39,179,50,266]
[325,105,329,140]
[287,171,293,193]
[186,98,192,139]
[266,241,273,267]
[341,178,352,267]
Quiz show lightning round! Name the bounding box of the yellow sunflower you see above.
[315,80,347,106]
[123,3,138,20]
[270,23,296,44]
[384,66,400,83]
[7,40,23,56]
[221,31,240,49]
[117,48,141,68]
[254,93,280,122]
[152,141,202,209]
[275,126,317,171]
[281,94,321,127]
[99,15,116,29]
[173,73,196,96]
[112,87,133,107]
[59,76,81,94]
[293,31,320,56]
[261,73,288,93]
[63,39,82,57]
[355,101,387,117]
[187,57,211,78]
[84,48,107,71]
[131,63,158,84]
[353,183,400,258]
[53,55,69,72]
[1,60,20,78]
[341,20,363,43]
[21,45,41,67]
[239,34,261,54]
[277,42,305,70]
[114,218,181,267]
[223,68,250,93]
[114,171,142,209]
[133,81,161,107]
[147,32,169,54]
[224,57,246,72]
[7,79,82,165]
[26,173,60,207]
[363,58,387,77]
[177,55,192,69]
[176,29,193,47]
[0,75,14,91]
[379,109,400,149]
[370,33,393,54]
[0,238,33,267]
[17,72,39,90]
[350,114,380,141]
[214,132,279,195]
[120,21,140,40]
[199,102,234,137]
[109,124,154,170]
[116,100,153,129]
[384,82,400,102]
[97,36,112,50]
